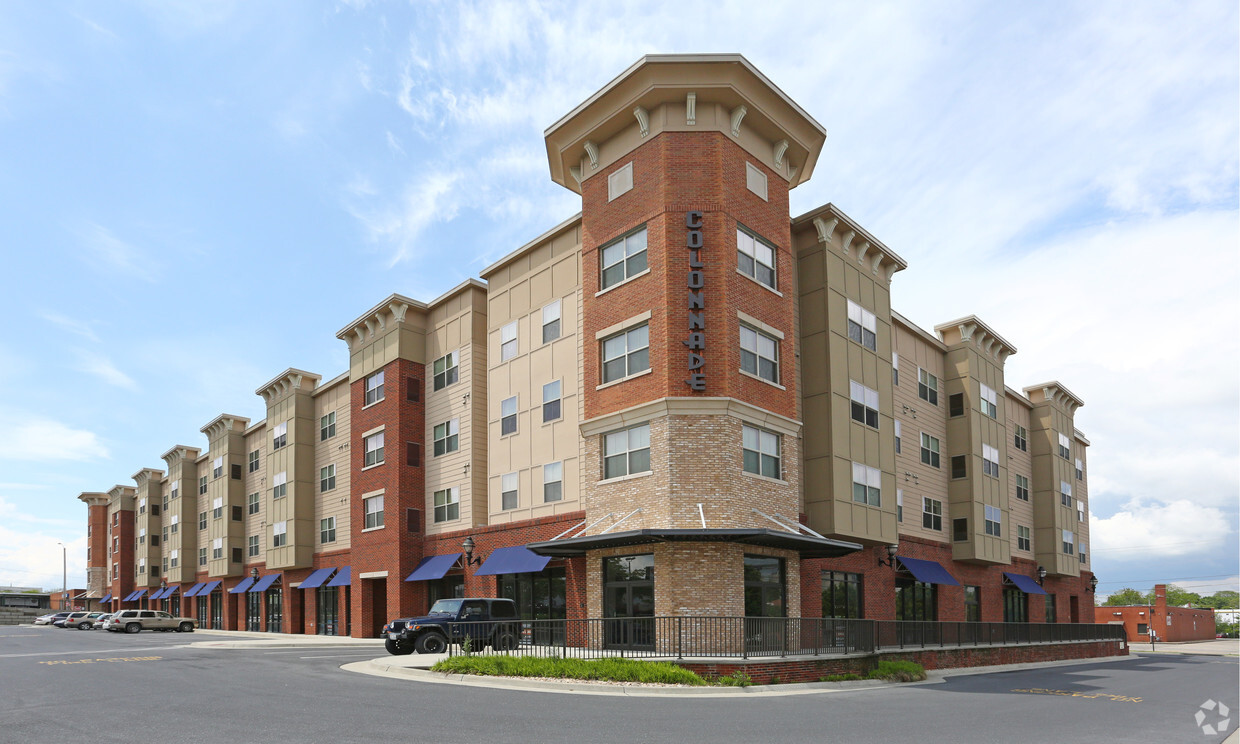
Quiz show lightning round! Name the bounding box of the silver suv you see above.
[105,609,197,634]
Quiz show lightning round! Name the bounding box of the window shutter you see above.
[231,464,242,480]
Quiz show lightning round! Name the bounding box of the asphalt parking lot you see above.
[3,625,1237,743]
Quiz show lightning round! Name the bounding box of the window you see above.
[320,464,336,492]
[139,498,146,515]
[1017,525,1031,551]
[964,586,981,622]
[920,433,940,468]
[170,550,178,568]
[541,380,562,422]
[248,449,261,473]
[433,419,459,456]
[894,420,901,454]
[433,487,458,523]
[212,497,223,519]
[499,321,519,361]
[320,412,336,441]
[213,456,223,479]
[362,371,385,406]
[212,538,223,560]
[896,490,903,522]
[139,528,146,544]
[846,300,877,351]
[198,512,207,530]
[743,555,786,619]
[1057,432,1071,460]
[248,535,259,557]
[982,444,1000,478]
[199,475,208,495]
[364,495,384,529]
[743,425,781,480]
[984,505,1002,537]
[112,536,119,554]
[1003,587,1027,623]
[1137,623,1149,635]
[1062,529,1074,555]
[923,497,942,531]
[1060,480,1072,507]
[272,522,287,548]
[170,515,179,533]
[1079,542,1087,565]
[948,393,964,418]
[500,396,518,436]
[895,579,936,621]
[849,381,879,428]
[821,571,863,619]
[169,481,178,499]
[979,383,998,419]
[892,352,899,386]
[851,462,881,506]
[951,455,967,480]
[1015,474,1030,501]
[953,518,968,542]
[320,517,336,544]
[609,161,634,200]
[1077,501,1085,523]
[543,462,563,502]
[364,432,385,467]
[247,492,260,515]
[542,300,561,343]
[432,351,458,391]
[602,423,651,480]
[272,422,287,450]
[1045,594,1057,623]
[736,226,776,288]
[501,472,518,510]
[199,548,208,566]
[739,325,779,384]
[231,547,242,564]
[601,323,650,383]
[600,226,648,289]
[917,369,938,405]
[1075,458,1084,480]
[1014,425,1027,452]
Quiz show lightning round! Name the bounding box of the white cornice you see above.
[1023,381,1085,414]
[794,203,908,282]
[199,413,251,440]
[580,397,802,438]
[934,315,1018,363]
[255,368,322,403]
[159,445,200,466]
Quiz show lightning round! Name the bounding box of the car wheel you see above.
[78,623,92,630]
[385,638,414,656]
[492,631,518,651]
[178,622,194,633]
[124,622,141,634]
[414,633,448,655]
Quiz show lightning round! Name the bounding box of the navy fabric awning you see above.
[229,577,256,594]
[100,593,112,603]
[1003,572,1047,595]
[183,582,206,597]
[404,554,461,582]
[326,566,351,588]
[164,585,179,597]
[150,587,168,600]
[896,556,960,586]
[298,567,335,590]
[250,574,281,593]
[199,580,222,595]
[474,546,551,577]
[131,589,148,600]
[120,591,136,601]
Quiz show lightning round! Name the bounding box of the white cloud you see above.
[76,351,138,391]
[1092,499,1234,558]
[0,508,89,591]
[346,169,465,267]
[42,312,100,342]
[0,417,109,462]
[76,222,158,283]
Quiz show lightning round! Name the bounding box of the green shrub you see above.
[430,655,706,685]
[718,670,752,687]
[869,660,926,682]
[820,673,864,682]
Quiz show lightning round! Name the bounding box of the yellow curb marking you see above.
[38,656,163,665]
[1011,687,1142,702]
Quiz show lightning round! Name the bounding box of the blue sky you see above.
[1,1,1236,599]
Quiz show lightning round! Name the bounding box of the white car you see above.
[33,612,71,626]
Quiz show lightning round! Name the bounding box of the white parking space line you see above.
[0,645,186,658]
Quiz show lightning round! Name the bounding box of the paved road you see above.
[3,626,1236,743]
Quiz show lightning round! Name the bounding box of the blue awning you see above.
[229,577,256,594]
[326,566,351,588]
[404,553,461,582]
[199,580,222,595]
[183,582,205,597]
[100,593,112,603]
[1003,572,1047,595]
[150,587,168,600]
[896,556,960,586]
[250,574,281,593]
[164,585,179,597]
[120,591,136,601]
[473,546,552,577]
[298,567,335,590]
[131,589,148,600]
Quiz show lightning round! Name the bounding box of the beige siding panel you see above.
[314,379,352,553]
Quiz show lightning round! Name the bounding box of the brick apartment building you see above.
[78,55,1096,640]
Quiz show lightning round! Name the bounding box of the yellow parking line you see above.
[1011,688,1142,702]
[37,656,163,665]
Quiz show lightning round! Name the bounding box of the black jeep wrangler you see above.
[381,597,520,655]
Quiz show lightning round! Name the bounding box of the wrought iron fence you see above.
[442,617,1125,659]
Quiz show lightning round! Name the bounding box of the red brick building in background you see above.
[1095,584,1216,642]
[77,55,1099,646]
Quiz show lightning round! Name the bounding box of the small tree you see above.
[1102,588,1146,606]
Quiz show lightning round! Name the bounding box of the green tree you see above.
[1102,588,1146,606]
[1201,591,1239,609]
[1163,584,1203,607]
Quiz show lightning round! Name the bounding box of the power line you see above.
[1096,573,1239,585]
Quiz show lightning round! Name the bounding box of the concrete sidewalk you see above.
[1126,638,1239,656]
[187,628,384,649]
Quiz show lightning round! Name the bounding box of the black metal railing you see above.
[442,617,1125,659]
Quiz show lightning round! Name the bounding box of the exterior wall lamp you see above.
[1037,566,1047,586]
[461,536,483,567]
[877,544,899,568]
[250,567,260,580]
[1087,575,1098,593]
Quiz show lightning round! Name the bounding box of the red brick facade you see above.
[1094,584,1216,642]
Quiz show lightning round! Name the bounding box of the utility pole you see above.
[57,542,66,610]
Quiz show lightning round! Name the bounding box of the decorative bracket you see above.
[633,106,649,137]
[729,105,747,137]
[685,93,696,125]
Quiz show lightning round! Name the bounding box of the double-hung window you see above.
[923,498,942,531]
[247,492,260,515]
[601,323,649,384]
[602,423,651,480]
[198,512,207,530]
[363,495,384,529]
[364,432,384,466]
[740,325,779,383]
[320,517,336,544]
[851,462,881,506]
[918,369,938,405]
[1057,432,1071,460]
[433,420,459,456]
[272,472,287,500]
[1060,481,1072,507]
[846,300,877,351]
[433,352,458,390]
[542,381,561,422]
[920,433,940,468]
[199,475,208,495]
[433,488,459,523]
[272,422,287,450]
[1017,525,1031,551]
[500,322,518,361]
[542,300,561,343]
[984,505,1001,536]
[982,444,1000,478]
[1075,458,1084,480]
[979,383,998,419]
[543,462,563,502]
[212,538,223,559]
[212,497,223,519]
[894,420,902,454]
[501,473,518,510]
[849,381,879,428]
[272,522,287,548]
[248,450,261,472]
[1062,529,1074,555]
[500,397,518,436]
[365,370,385,405]
[736,226,775,288]
[213,456,223,479]
[248,535,260,557]
[742,425,781,479]
[320,464,336,492]
[600,227,648,290]
[1015,474,1030,501]
[1014,425,1028,452]
[320,413,336,441]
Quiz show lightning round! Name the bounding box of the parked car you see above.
[92,613,114,629]
[63,612,107,630]
[52,612,86,627]
[382,598,520,655]
[104,609,197,634]
[33,612,71,626]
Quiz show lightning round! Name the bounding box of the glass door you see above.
[209,591,222,629]
[266,586,282,633]
[316,585,338,636]
[246,592,262,631]
[744,555,786,653]
[602,555,654,650]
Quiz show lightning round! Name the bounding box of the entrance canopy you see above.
[250,574,281,593]
[527,528,861,558]
[895,556,960,586]
[298,567,336,590]
[1003,572,1047,595]
[404,553,462,582]
[474,546,551,576]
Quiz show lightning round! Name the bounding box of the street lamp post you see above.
[57,542,66,610]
